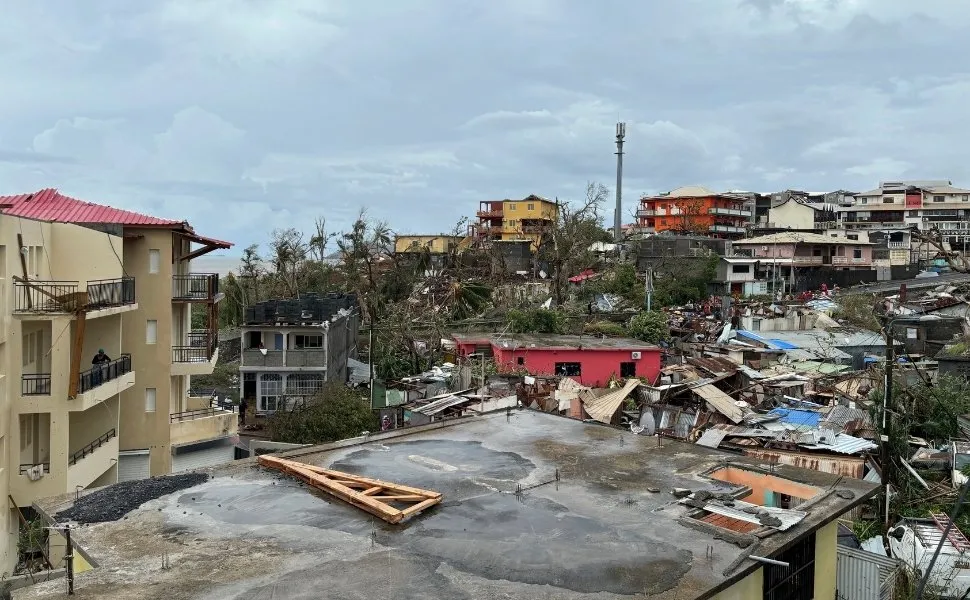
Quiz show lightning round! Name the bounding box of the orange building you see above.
[637,185,750,238]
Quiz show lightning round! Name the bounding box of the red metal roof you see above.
[0,188,233,247]
[0,188,184,227]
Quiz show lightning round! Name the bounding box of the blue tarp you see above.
[768,408,822,427]
[767,339,799,350]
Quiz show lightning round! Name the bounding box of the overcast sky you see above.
[2,1,967,260]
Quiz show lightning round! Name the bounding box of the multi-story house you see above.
[758,191,844,232]
[474,195,557,250]
[238,293,359,415]
[840,180,970,239]
[0,189,237,485]
[637,186,750,238]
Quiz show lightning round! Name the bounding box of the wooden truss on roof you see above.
[258,455,442,524]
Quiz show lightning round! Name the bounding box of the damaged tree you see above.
[540,181,610,306]
[910,226,970,273]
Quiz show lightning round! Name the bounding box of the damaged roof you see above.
[25,410,877,600]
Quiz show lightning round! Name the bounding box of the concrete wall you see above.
[49,222,124,284]
[120,228,176,475]
[170,412,235,446]
[768,201,814,229]
[709,568,763,600]
[710,466,821,506]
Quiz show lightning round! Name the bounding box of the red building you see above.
[637,185,750,238]
[453,334,662,387]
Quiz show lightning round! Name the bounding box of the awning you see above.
[178,231,234,261]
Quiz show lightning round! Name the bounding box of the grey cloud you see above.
[0,0,968,249]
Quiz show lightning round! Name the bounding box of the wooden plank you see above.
[15,235,32,309]
[67,307,86,399]
[399,497,442,519]
[258,455,442,524]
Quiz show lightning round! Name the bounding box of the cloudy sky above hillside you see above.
[1,0,968,259]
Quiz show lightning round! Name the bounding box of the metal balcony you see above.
[13,280,81,313]
[173,331,216,363]
[172,274,219,302]
[86,277,136,309]
[22,373,51,396]
[78,354,132,394]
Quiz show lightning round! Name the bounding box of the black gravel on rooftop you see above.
[56,473,210,524]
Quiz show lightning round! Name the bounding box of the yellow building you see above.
[475,194,558,250]
[0,188,235,575]
[394,235,464,254]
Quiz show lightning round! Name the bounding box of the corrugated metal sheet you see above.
[691,384,743,423]
[683,496,806,531]
[651,406,697,439]
[582,379,640,424]
[0,188,184,226]
[799,433,878,455]
[686,356,739,376]
[696,428,728,448]
[823,405,872,430]
[413,395,471,415]
[837,545,902,600]
[742,448,866,479]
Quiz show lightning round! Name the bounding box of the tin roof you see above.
[0,188,184,227]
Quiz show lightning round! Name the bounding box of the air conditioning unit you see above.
[631,351,642,360]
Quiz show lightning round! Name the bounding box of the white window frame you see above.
[146,320,158,344]
[148,249,161,274]
[259,374,283,413]
[145,388,156,412]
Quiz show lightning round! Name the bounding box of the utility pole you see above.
[614,122,625,242]
[368,323,376,410]
[644,266,654,312]
[881,317,895,530]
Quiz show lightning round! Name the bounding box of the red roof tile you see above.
[0,188,184,227]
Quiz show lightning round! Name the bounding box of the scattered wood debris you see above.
[258,455,442,524]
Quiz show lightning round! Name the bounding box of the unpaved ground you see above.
[57,473,210,524]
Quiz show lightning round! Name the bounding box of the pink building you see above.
[732,232,874,269]
[453,334,662,387]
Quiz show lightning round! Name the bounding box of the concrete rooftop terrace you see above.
[21,410,875,600]
[454,332,660,350]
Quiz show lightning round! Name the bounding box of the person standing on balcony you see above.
[91,349,111,386]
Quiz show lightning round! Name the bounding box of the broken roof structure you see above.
[23,410,876,600]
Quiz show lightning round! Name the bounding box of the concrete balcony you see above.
[241,348,327,368]
[710,225,746,234]
[708,207,752,217]
[791,256,824,265]
[887,241,908,249]
[476,210,503,219]
[172,330,218,376]
[67,429,118,490]
[637,208,657,217]
[170,408,238,446]
[73,354,135,411]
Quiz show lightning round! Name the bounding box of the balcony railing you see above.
[242,348,326,367]
[172,274,219,301]
[708,207,752,217]
[68,429,116,466]
[170,406,236,423]
[19,463,50,476]
[476,210,503,219]
[173,330,216,363]
[710,225,745,233]
[14,280,81,312]
[887,241,908,249]
[78,354,132,394]
[791,256,824,265]
[831,256,869,265]
[22,373,51,396]
[86,277,136,309]
[637,208,657,217]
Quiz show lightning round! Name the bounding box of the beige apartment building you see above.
[0,188,235,575]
